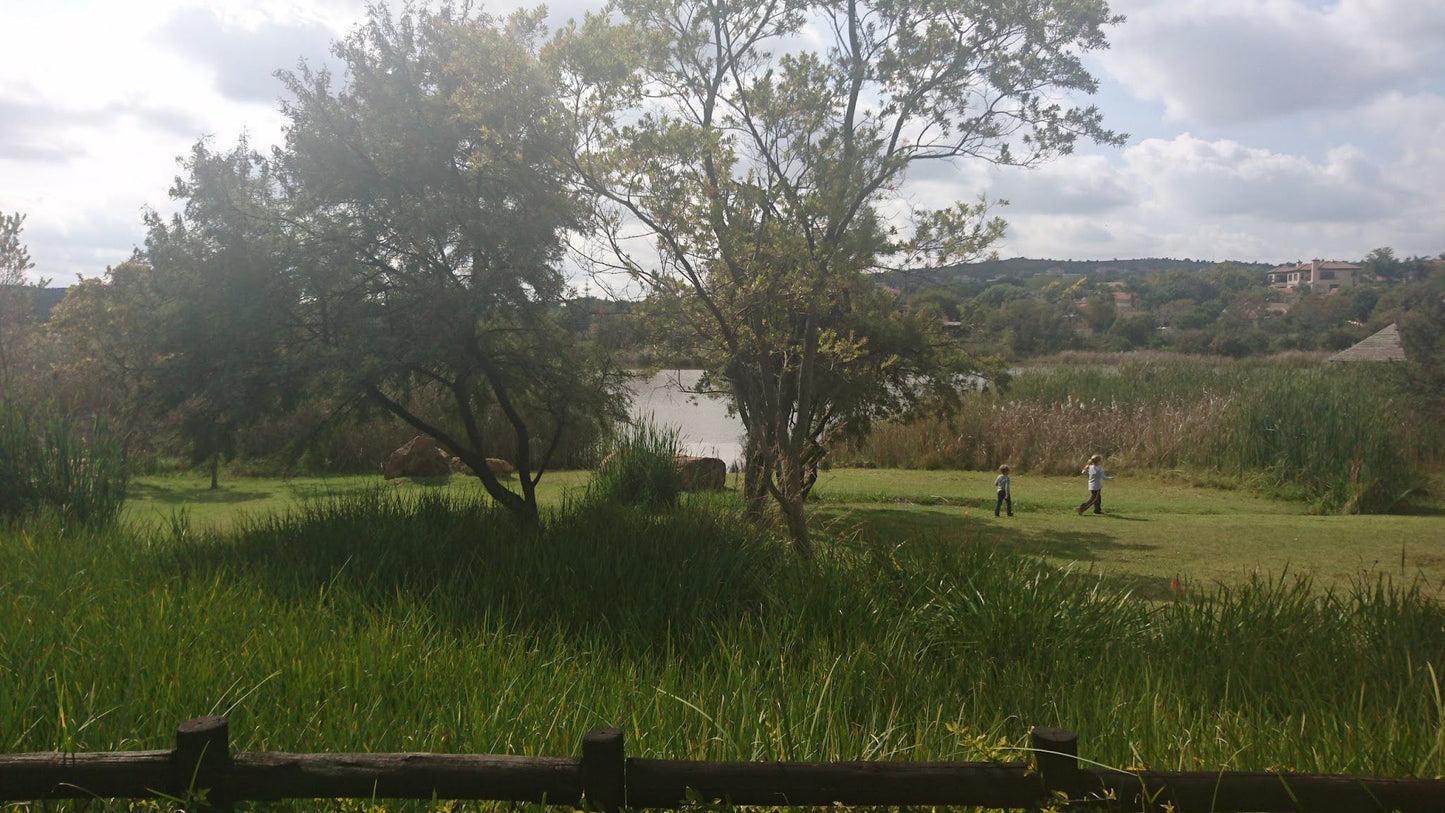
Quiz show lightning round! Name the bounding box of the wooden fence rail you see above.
[1,717,1443,812]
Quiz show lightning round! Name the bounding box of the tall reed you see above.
[586,419,685,510]
[0,397,128,525]
[836,356,1434,511]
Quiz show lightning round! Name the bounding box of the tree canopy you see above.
[557,0,1124,554]
[72,3,623,516]
[0,212,40,394]
[272,3,627,521]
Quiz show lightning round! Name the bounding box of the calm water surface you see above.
[627,369,744,467]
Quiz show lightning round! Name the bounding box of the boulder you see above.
[675,455,727,491]
[449,455,515,478]
[382,436,452,480]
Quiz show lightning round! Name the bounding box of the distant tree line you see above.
[897,253,1445,360]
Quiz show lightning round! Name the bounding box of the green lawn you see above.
[811,468,1445,599]
[127,467,1445,600]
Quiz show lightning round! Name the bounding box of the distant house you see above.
[1105,281,1134,311]
[1329,323,1405,363]
[1266,260,1362,293]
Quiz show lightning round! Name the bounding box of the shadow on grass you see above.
[815,505,1156,561]
[126,481,272,505]
[158,494,782,658]
[815,503,1182,600]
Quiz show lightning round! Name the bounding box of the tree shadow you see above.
[126,481,271,505]
[814,505,1157,565]
[1077,512,1148,521]
[156,497,782,659]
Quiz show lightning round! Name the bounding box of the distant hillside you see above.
[882,257,1272,291]
[35,287,66,319]
[0,285,69,321]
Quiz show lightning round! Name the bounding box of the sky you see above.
[2,0,1443,287]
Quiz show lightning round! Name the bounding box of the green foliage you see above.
[560,0,1123,553]
[0,211,32,283]
[1393,271,1445,429]
[271,2,628,519]
[0,211,42,393]
[138,140,305,490]
[837,356,1437,512]
[4,492,1444,776]
[0,398,128,525]
[586,420,684,510]
[1214,366,1417,512]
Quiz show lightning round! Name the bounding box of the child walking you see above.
[1077,454,1113,515]
[994,465,1013,517]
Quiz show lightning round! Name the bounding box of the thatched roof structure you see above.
[1329,323,1406,363]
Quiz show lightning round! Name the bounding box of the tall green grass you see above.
[3,493,1443,782]
[1216,367,1417,511]
[586,420,685,510]
[837,356,1436,512]
[0,397,128,525]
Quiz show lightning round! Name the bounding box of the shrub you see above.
[586,420,684,510]
[0,398,129,525]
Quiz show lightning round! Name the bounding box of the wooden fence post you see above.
[174,716,232,812]
[581,728,626,812]
[1030,726,1081,798]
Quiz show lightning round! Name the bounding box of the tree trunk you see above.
[742,436,770,518]
[209,450,220,490]
[774,451,814,560]
[778,487,813,561]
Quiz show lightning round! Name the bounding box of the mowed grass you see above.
[810,468,1445,599]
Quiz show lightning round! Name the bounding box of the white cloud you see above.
[987,128,1440,263]
[0,1,362,282]
[1124,135,1393,222]
[986,155,1136,215]
[3,0,1442,284]
[1102,0,1445,126]
[155,5,340,104]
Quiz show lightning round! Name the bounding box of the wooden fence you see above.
[2,717,1443,812]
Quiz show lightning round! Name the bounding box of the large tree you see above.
[0,212,42,394]
[558,0,1123,555]
[273,3,625,521]
[46,260,173,452]
[141,141,306,488]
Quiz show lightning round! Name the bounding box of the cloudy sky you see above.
[3,0,1443,286]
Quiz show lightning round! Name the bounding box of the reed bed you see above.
[837,357,1436,512]
[0,397,128,525]
[3,492,1444,790]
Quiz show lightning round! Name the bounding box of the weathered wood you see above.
[625,759,1043,808]
[1087,768,1445,813]
[228,752,582,802]
[581,728,626,812]
[1030,725,1082,794]
[0,750,174,799]
[5,730,1445,812]
[174,715,231,810]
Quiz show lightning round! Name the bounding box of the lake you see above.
[627,369,744,467]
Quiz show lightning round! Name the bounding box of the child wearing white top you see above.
[994,465,1013,517]
[1077,454,1113,515]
